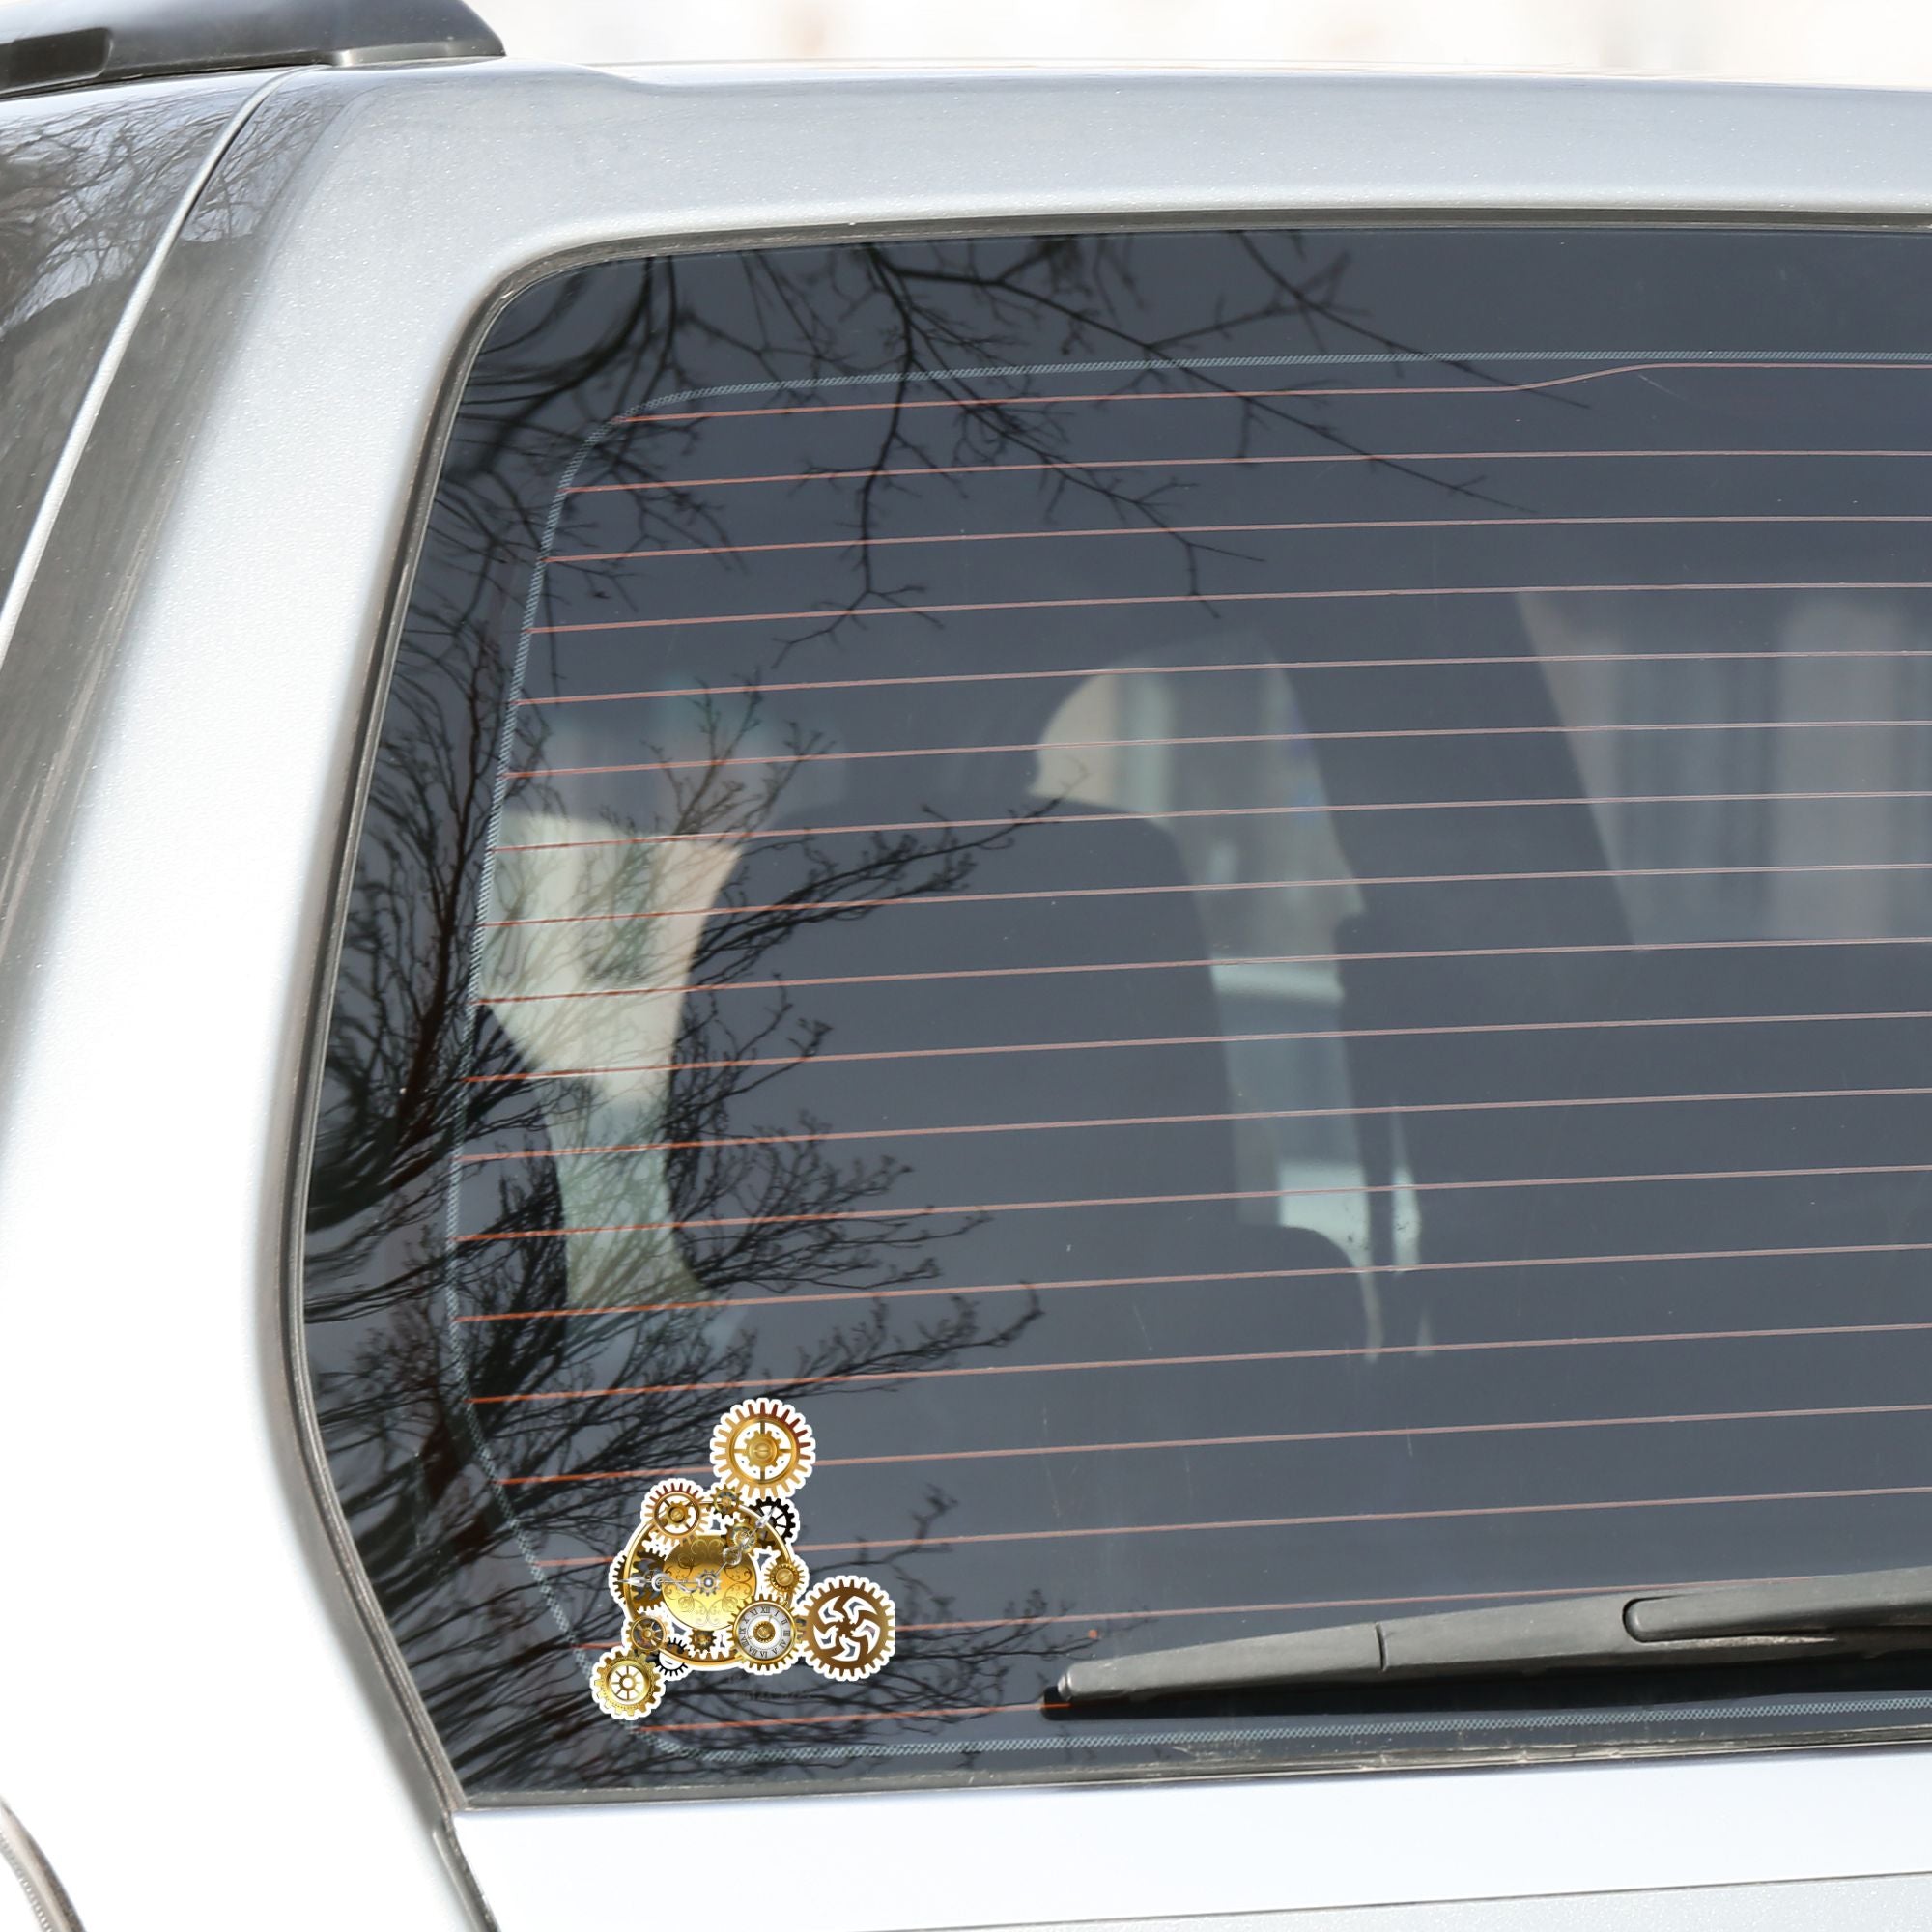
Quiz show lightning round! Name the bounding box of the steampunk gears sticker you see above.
[590,1399,896,1722]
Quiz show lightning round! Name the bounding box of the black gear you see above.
[753,1496,801,1543]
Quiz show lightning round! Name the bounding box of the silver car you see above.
[10,3,1932,1926]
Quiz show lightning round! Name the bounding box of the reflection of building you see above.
[1038,657,1403,1269]
[1026,588,1932,1283]
[1537,589,1932,943]
[489,0,1932,95]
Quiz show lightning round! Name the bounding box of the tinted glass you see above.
[307,229,1932,1799]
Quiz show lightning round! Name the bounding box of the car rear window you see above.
[305,227,1932,1799]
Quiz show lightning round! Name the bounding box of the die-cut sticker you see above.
[590,1399,896,1722]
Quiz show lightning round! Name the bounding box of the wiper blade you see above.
[1056,1564,1932,1705]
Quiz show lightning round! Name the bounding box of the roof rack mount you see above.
[0,0,503,101]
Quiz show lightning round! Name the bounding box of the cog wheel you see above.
[590,1647,663,1722]
[679,1634,738,1671]
[607,1552,628,1610]
[752,1496,802,1544]
[733,1601,800,1675]
[762,1551,809,1604]
[710,1398,815,1502]
[657,1629,711,1671]
[639,1477,709,1554]
[616,1542,666,1620]
[797,1575,896,1683]
[654,1649,692,1683]
[620,1617,664,1656]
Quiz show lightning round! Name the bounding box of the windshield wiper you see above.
[1056,1565,1932,1705]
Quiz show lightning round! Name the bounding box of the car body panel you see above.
[10,56,1932,1929]
[0,71,265,639]
[458,1749,1932,1927]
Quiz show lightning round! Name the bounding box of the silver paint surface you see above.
[0,1796,82,1932]
[12,57,1932,1931]
[455,1746,1932,1927]
[0,73,260,622]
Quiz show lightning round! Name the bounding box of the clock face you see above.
[734,1604,797,1665]
[651,1535,759,1632]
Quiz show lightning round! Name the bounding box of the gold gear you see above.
[614,1532,668,1626]
[639,1477,709,1555]
[590,1647,663,1721]
[709,1399,815,1502]
[676,1627,734,1667]
[707,1486,753,1527]
[797,1575,897,1683]
[763,1553,808,1603]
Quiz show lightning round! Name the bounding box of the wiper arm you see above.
[1057,1565,1932,1706]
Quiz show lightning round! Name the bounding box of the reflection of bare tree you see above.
[486,687,1063,1300]
[306,231,1522,1792]
[430,1196,1065,1787]
[618,242,1534,659]
[308,593,1068,1794]
[0,88,249,582]
[465,234,1551,664]
[1,95,204,335]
